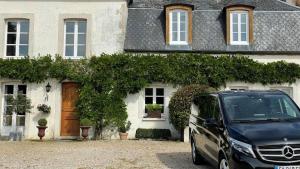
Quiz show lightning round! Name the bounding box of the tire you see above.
[191,140,204,165]
[219,156,230,169]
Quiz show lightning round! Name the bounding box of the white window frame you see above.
[169,10,188,45]
[63,20,86,59]
[229,86,249,91]
[230,11,249,45]
[144,87,165,116]
[4,20,29,58]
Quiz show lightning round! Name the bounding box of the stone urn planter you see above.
[80,118,93,140]
[118,121,131,140]
[80,126,91,140]
[37,118,47,141]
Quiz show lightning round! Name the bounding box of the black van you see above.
[189,90,300,169]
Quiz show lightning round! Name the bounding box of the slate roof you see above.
[124,0,300,53]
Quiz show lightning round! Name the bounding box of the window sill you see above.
[142,117,166,121]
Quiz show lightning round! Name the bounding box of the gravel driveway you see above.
[0,140,214,169]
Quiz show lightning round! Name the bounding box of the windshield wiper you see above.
[232,118,282,123]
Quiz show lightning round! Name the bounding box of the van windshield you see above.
[222,93,300,122]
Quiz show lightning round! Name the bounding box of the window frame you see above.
[169,10,188,45]
[63,19,87,59]
[144,87,165,116]
[226,6,253,45]
[165,5,192,45]
[4,19,29,58]
[230,11,249,45]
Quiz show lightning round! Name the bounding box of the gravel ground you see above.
[0,140,214,169]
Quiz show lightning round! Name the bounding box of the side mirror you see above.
[204,118,218,128]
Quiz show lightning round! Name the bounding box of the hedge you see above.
[135,129,171,139]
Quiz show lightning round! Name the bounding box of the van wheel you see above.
[191,140,204,165]
[219,157,230,169]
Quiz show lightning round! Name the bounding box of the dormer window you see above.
[165,5,193,45]
[226,6,254,45]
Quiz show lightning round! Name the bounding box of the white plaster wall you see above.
[124,83,180,139]
[0,0,127,57]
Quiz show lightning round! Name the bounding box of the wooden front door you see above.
[61,83,80,136]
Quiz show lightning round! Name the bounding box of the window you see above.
[229,86,249,91]
[226,6,253,45]
[64,20,87,58]
[166,5,192,45]
[3,85,27,127]
[170,10,188,45]
[230,12,248,45]
[270,87,293,98]
[145,88,164,113]
[5,20,29,57]
[197,94,220,120]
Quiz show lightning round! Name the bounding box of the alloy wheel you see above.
[219,159,229,169]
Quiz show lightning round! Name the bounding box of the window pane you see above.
[5,85,14,94]
[20,34,29,44]
[172,23,177,32]
[241,24,246,33]
[3,116,12,126]
[78,34,86,44]
[241,14,247,23]
[18,85,27,95]
[7,34,16,44]
[16,116,25,126]
[20,21,29,33]
[233,24,238,33]
[180,12,186,21]
[6,45,16,56]
[156,88,164,96]
[7,22,17,32]
[145,88,153,96]
[77,45,86,56]
[19,45,28,56]
[66,34,74,44]
[172,12,177,22]
[241,33,247,41]
[5,106,13,115]
[65,45,74,56]
[145,97,153,104]
[180,32,186,41]
[78,21,87,33]
[233,33,238,41]
[172,32,178,41]
[180,23,186,32]
[66,22,75,33]
[232,14,238,23]
[156,97,164,105]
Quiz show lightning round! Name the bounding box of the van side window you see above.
[197,95,220,120]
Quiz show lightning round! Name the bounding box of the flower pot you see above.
[80,126,91,140]
[147,111,162,118]
[119,132,128,140]
[37,126,47,141]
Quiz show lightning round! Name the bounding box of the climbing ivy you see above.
[0,54,299,138]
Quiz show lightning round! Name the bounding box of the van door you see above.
[197,95,220,163]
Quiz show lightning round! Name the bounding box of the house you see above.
[1,0,300,141]
[0,0,128,140]
[124,0,300,139]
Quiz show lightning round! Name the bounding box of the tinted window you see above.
[196,95,220,120]
[222,93,300,122]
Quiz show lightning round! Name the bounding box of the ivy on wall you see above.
[0,54,299,138]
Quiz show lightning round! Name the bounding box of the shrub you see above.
[169,85,216,140]
[135,129,171,139]
[80,118,93,126]
[37,104,51,114]
[118,121,131,133]
[38,118,47,127]
[145,104,162,112]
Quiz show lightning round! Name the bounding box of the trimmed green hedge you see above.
[135,129,171,139]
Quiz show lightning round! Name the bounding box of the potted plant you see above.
[80,118,93,140]
[145,104,163,118]
[37,104,51,114]
[37,118,47,141]
[118,121,131,140]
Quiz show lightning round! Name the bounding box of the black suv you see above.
[189,90,300,169]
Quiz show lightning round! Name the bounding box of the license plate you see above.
[275,166,300,169]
